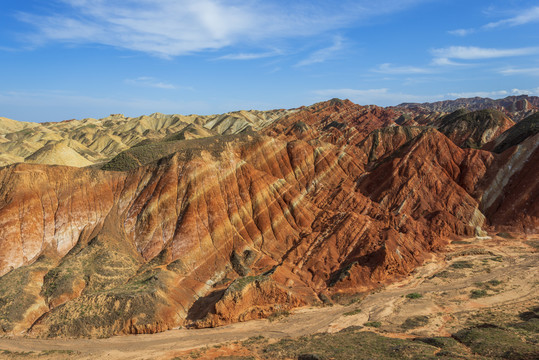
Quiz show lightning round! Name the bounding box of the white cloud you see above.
[125,77,177,90]
[295,36,344,67]
[448,28,475,37]
[431,46,539,60]
[510,87,539,96]
[448,6,539,36]
[484,6,539,29]
[446,90,509,98]
[499,67,539,76]
[373,63,433,74]
[430,57,466,66]
[215,51,280,61]
[16,0,428,58]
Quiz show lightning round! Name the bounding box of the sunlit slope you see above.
[0,109,292,167]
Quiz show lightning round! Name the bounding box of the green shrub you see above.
[364,321,381,328]
[451,261,473,269]
[343,308,362,316]
[401,316,429,330]
[406,292,422,299]
[470,289,488,298]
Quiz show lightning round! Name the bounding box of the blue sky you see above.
[1,0,539,122]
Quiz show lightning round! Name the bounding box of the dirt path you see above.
[0,234,537,359]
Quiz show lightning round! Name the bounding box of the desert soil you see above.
[0,233,537,360]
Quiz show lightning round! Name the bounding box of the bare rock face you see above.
[189,276,306,328]
[0,98,537,338]
[435,109,514,148]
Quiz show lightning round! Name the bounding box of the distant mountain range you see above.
[396,95,539,122]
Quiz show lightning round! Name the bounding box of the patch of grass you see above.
[527,239,539,250]
[453,324,539,359]
[268,310,290,322]
[470,289,488,299]
[446,249,492,260]
[0,255,56,332]
[497,232,515,239]
[489,256,503,262]
[40,349,77,355]
[343,308,362,316]
[364,321,381,328]
[415,336,472,358]
[487,279,502,287]
[450,261,474,269]
[451,240,471,245]
[242,335,266,345]
[432,270,451,279]
[262,331,449,360]
[401,315,429,330]
[405,292,422,299]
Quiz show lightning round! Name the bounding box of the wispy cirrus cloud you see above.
[483,6,539,29]
[499,67,539,76]
[449,6,539,36]
[447,28,475,37]
[215,51,281,61]
[446,90,509,98]
[373,63,433,74]
[431,46,539,62]
[15,0,429,58]
[125,77,177,90]
[295,36,344,67]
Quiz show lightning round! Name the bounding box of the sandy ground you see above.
[0,234,537,359]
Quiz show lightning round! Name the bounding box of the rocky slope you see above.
[0,109,292,167]
[435,109,514,148]
[0,98,537,338]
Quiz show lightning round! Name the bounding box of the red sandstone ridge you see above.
[0,98,537,338]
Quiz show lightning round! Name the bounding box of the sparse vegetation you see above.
[451,240,471,245]
[527,239,539,250]
[401,315,429,330]
[497,232,515,239]
[406,292,422,299]
[260,331,440,359]
[363,321,381,328]
[451,261,474,269]
[343,308,362,316]
[453,324,539,359]
[242,335,266,345]
[268,310,291,322]
[470,289,488,298]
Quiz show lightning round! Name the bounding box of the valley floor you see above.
[0,233,537,360]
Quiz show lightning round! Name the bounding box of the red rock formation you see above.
[0,98,537,337]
